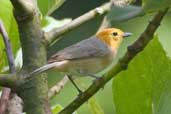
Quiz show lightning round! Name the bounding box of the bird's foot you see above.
[67,75,83,94]
[77,70,100,79]
[92,76,105,89]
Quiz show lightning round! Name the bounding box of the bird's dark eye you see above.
[112,32,118,36]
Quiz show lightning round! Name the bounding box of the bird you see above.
[30,28,132,92]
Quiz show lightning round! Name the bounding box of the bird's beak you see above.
[123,32,132,38]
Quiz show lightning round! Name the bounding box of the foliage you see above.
[88,97,105,114]
[143,0,171,12]
[38,0,65,16]
[113,37,171,114]
[107,5,144,22]
[52,104,63,114]
[0,0,20,72]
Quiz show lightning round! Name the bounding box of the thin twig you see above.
[48,76,69,99]
[58,8,169,114]
[0,21,15,73]
[45,2,112,45]
[0,20,16,114]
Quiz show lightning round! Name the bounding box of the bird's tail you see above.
[30,61,67,76]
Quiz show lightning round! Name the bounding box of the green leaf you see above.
[107,5,144,22]
[38,0,65,16]
[113,37,171,114]
[52,104,63,114]
[143,0,171,13]
[0,0,20,72]
[157,13,171,58]
[51,104,77,114]
[88,97,105,114]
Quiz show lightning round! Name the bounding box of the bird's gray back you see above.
[48,36,110,63]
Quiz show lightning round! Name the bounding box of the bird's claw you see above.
[92,76,105,90]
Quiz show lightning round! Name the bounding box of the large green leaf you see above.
[143,0,171,13]
[38,0,65,16]
[113,37,171,114]
[0,0,20,72]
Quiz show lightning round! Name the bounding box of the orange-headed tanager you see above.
[31,28,132,90]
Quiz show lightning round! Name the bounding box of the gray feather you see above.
[49,36,110,62]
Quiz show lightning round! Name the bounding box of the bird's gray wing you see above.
[48,36,110,63]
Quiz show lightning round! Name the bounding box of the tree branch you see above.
[45,2,112,45]
[0,19,17,114]
[10,0,36,22]
[48,76,68,99]
[0,20,15,73]
[58,8,169,114]
[0,21,22,88]
[10,0,52,113]
[0,74,19,88]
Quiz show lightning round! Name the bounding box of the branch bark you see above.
[45,2,112,45]
[10,0,52,114]
[0,74,19,88]
[58,8,169,114]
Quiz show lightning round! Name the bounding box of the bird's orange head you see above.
[96,28,132,49]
